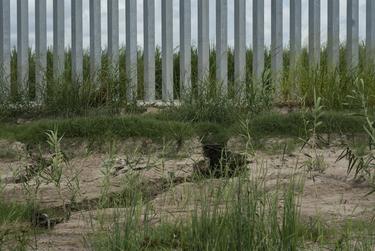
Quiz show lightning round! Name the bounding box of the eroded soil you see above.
[1,136,375,250]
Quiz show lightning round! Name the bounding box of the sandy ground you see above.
[1,137,375,250]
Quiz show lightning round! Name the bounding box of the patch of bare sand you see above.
[1,152,203,208]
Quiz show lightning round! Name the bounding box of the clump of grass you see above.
[0,201,32,225]
[90,172,305,250]
[300,89,328,174]
[0,194,36,248]
[177,177,303,250]
[338,79,375,187]
[0,178,32,226]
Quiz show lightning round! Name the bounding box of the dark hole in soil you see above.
[197,144,247,178]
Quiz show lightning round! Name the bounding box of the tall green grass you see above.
[90,173,305,250]
[89,172,375,250]
[0,202,32,225]
[0,179,32,225]
[1,44,374,118]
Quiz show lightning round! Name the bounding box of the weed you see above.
[0,200,32,225]
[37,130,79,220]
[338,79,375,188]
[300,89,328,174]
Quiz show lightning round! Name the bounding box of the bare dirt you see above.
[1,137,375,250]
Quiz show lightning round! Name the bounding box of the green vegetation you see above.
[336,79,375,190]
[0,121,375,249]
[1,44,375,250]
[0,202,31,225]
[90,173,375,251]
[0,179,32,247]
[0,111,366,145]
[1,44,375,119]
[91,175,304,250]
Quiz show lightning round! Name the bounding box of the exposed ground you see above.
[1,133,375,250]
